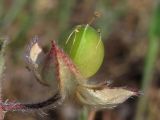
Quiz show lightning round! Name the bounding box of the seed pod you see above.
[64,24,104,78]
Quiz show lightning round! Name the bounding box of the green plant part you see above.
[0,38,7,79]
[0,37,8,120]
[0,40,138,113]
[26,41,137,110]
[64,24,104,78]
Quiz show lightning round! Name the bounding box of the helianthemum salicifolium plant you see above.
[0,24,139,116]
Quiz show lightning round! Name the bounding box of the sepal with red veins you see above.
[50,41,139,109]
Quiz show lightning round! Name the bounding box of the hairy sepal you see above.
[76,86,137,109]
[50,41,138,109]
[50,41,82,98]
[0,40,138,113]
[25,36,46,85]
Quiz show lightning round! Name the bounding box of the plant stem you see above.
[0,37,8,78]
[79,107,89,120]
[135,3,160,120]
[0,37,8,120]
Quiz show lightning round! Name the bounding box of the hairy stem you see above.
[0,37,8,120]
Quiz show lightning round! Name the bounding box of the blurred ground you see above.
[0,0,160,120]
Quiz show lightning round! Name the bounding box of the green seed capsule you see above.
[64,24,104,78]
